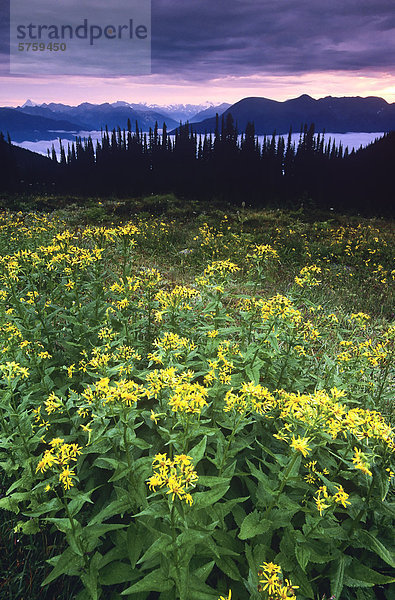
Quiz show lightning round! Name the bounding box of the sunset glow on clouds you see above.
[1,0,394,106]
[2,70,395,107]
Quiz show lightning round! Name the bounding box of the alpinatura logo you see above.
[10,0,151,75]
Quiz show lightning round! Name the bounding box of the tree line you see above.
[1,114,394,215]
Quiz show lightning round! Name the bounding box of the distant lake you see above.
[15,131,385,158]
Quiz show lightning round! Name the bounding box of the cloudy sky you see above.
[1,0,394,106]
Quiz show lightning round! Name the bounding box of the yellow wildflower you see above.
[290,435,311,458]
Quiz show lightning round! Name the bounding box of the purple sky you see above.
[1,0,394,106]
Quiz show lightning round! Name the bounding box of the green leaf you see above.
[82,523,125,553]
[215,556,242,581]
[245,365,261,383]
[330,554,346,599]
[98,544,128,570]
[93,457,126,470]
[295,543,310,571]
[134,502,168,519]
[100,561,137,586]
[245,543,260,590]
[121,569,174,594]
[193,561,215,582]
[25,496,63,517]
[137,533,172,565]
[14,518,40,535]
[66,529,84,557]
[246,459,276,486]
[68,490,94,517]
[343,576,377,589]
[198,475,231,487]
[193,484,230,509]
[7,473,34,494]
[0,491,32,512]
[83,523,125,539]
[302,538,335,564]
[292,564,314,599]
[188,435,207,465]
[81,552,101,600]
[89,497,131,525]
[346,558,395,586]
[358,531,395,568]
[127,524,145,568]
[186,574,220,599]
[46,517,79,533]
[42,547,84,586]
[376,466,390,501]
[214,496,249,522]
[239,511,271,540]
[355,590,377,600]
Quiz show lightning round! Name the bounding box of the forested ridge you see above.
[0,114,394,215]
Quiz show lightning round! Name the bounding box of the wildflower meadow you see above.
[0,200,393,600]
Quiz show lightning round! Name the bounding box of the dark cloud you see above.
[2,0,394,83]
[0,0,10,75]
[151,0,395,79]
[7,0,150,77]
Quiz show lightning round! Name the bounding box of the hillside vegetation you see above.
[0,199,393,600]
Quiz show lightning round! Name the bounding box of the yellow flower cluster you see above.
[46,244,104,272]
[44,392,63,415]
[290,435,311,458]
[32,405,50,430]
[145,367,193,399]
[196,259,240,289]
[137,267,162,289]
[81,221,140,244]
[260,295,302,324]
[274,389,393,452]
[77,342,142,376]
[0,361,29,380]
[168,381,209,414]
[0,235,105,287]
[36,438,82,490]
[294,264,322,287]
[303,460,329,484]
[109,276,141,310]
[154,285,200,321]
[224,382,275,415]
[258,562,299,599]
[247,243,279,262]
[82,377,146,407]
[204,340,240,385]
[0,211,64,244]
[0,255,21,282]
[314,483,351,515]
[19,290,39,305]
[348,312,371,328]
[147,453,198,505]
[149,331,196,364]
[194,219,233,258]
[337,335,390,369]
[352,447,373,477]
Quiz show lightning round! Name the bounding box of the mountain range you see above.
[1,95,394,143]
[188,95,395,135]
[0,101,232,142]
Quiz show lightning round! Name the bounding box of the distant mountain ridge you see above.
[2,95,394,143]
[7,103,180,142]
[0,108,85,143]
[1,100,230,142]
[190,103,231,123]
[188,94,395,134]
